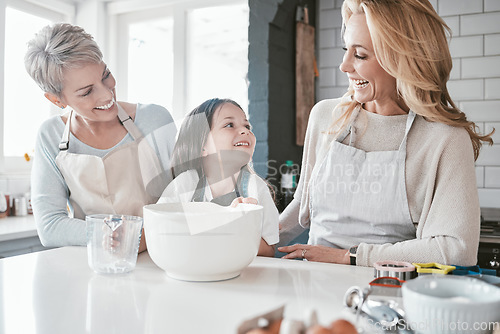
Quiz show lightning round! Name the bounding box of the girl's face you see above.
[203,103,256,162]
[339,13,398,108]
[58,62,118,122]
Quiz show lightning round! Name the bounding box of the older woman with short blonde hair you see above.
[25,23,176,250]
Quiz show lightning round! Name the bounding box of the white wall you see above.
[74,0,107,51]
[316,0,500,208]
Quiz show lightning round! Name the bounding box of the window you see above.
[110,0,249,121]
[128,17,174,112]
[0,1,70,174]
[186,5,249,112]
[1,0,249,174]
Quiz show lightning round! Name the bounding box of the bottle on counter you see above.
[13,196,28,216]
[0,192,7,218]
[25,191,33,214]
[280,160,297,209]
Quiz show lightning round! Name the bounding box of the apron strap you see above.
[191,173,206,202]
[337,126,351,144]
[397,110,416,152]
[58,104,145,151]
[336,106,361,144]
[234,167,244,198]
[117,104,143,140]
[59,110,73,151]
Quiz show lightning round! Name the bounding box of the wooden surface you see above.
[295,21,315,146]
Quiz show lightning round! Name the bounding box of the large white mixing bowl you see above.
[143,202,263,281]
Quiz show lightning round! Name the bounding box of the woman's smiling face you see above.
[59,61,118,122]
[339,13,398,109]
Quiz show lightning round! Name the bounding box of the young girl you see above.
[158,98,279,257]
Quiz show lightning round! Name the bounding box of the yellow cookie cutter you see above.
[412,262,456,275]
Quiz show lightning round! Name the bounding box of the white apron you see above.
[308,108,417,249]
[55,105,165,219]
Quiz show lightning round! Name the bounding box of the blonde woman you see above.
[278,0,494,266]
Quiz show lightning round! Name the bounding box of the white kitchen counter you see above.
[0,247,375,333]
[0,215,37,242]
[0,215,49,258]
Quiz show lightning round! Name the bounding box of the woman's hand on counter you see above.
[278,244,350,264]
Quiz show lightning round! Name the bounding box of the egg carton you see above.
[237,305,357,334]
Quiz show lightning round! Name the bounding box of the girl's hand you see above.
[277,244,350,264]
[230,196,258,207]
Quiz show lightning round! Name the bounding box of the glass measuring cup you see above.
[86,214,143,274]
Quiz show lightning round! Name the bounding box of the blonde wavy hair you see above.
[331,0,493,160]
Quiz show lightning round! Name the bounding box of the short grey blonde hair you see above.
[24,23,103,97]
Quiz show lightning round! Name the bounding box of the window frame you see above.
[107,0,247,121]
[0,0,74,175]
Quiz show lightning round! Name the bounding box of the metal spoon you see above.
[344,286,413,333]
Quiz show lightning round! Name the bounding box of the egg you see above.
[329,319,357,334]
[306,325,332,334]
[267,319,282,334]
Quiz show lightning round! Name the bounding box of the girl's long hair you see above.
[170,98,276,201]
[170,98,242,178]
[331,0,493,160]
